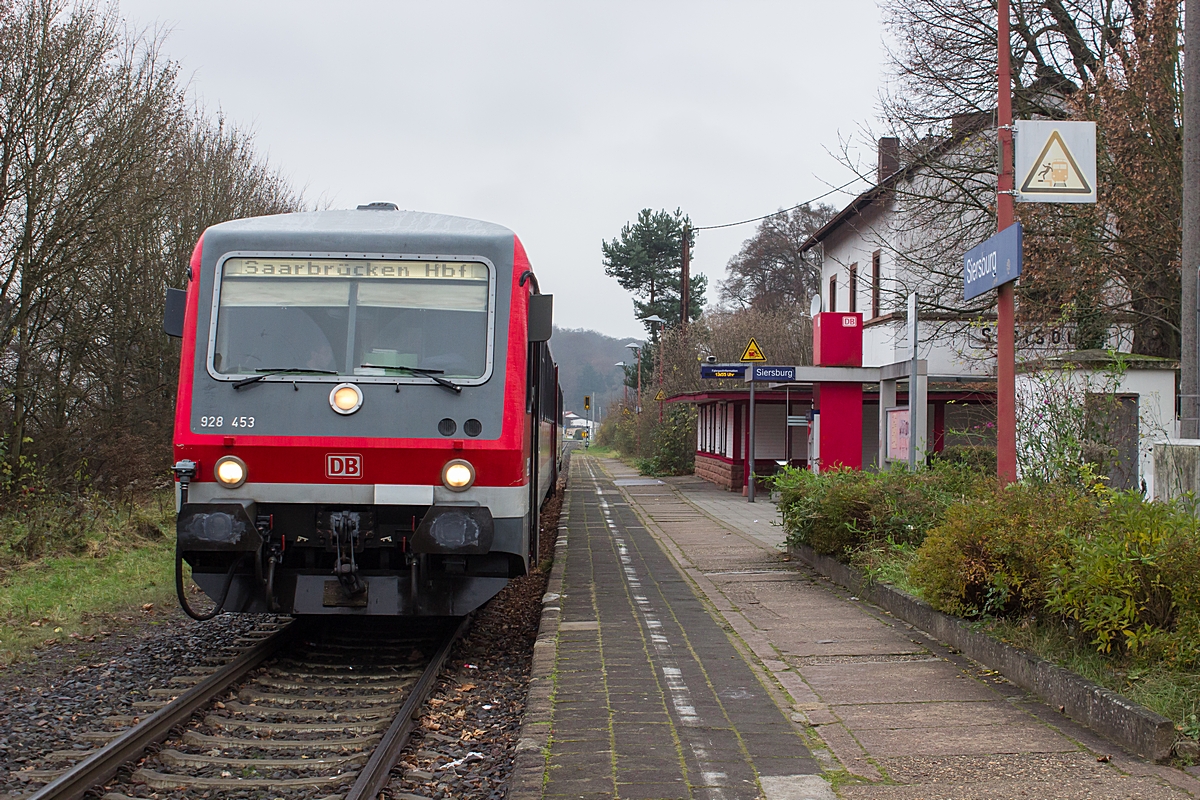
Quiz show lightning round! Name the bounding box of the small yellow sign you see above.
[654,389,666,402]
[1020,130,1092,195]
[740,338,767,362]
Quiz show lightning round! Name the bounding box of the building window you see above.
[829,274,837,313]
[848,263,858,313]
[871,250,881,318]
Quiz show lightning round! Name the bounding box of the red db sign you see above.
[326,453,363,479]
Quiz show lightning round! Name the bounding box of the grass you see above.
[0,539,179,664]
[983,617,1200,743]
[857,546,1200,753]
[0,489,181,664]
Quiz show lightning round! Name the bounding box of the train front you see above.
[170,208,547,616]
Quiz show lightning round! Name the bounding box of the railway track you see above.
[24,615,469,800]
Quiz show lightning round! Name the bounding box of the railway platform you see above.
[512,453,1200,800]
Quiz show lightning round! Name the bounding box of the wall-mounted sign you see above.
[963,223,1022,300]
[700,364,747,379]
[749,365,797,382]
[886,407,910,462]
[1015,120,1096,204]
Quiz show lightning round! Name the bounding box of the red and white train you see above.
[165,205,560,617]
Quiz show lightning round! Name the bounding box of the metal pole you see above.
[908,292,919,470]
[1184,0,1200,438]
[996,0,1018,484]
[681,225,691,329]
[748,377,756,503]
[658,322,664,423]
[636,347,642,453]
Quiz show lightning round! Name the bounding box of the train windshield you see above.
[212,257,491,380]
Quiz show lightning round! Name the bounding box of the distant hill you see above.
[550,327,639,417]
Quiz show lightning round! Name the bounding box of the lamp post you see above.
[625,343,643,454]
[614,362,629,403]
[624,343,642,412]
[641,315,667,422]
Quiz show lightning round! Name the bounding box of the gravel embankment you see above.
[1,473,565,800]
[384,482,562,800]
[1,609,270,797]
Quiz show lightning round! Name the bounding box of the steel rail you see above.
[344,615,471,800]
[28,620,299,800]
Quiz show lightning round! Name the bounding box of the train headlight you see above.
[330,383,363,415]
[441,459,475,491]
[214,455,247,488]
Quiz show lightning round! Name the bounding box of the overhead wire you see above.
[691,176,866,231]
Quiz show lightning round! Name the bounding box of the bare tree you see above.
[0,0,301,495]
[865,0,1182,359]
[717,203,836,311]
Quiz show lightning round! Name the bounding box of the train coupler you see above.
[331,511,366,596]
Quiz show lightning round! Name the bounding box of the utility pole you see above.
[680,225,691,329]
[1183,0,1200,438]
[996,0,1018,484]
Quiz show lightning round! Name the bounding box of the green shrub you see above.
[773,462,988,557]
[931,445,997,474]
[637,406,697,476]
[910,483,1098,618]
[1046,493,1200,666]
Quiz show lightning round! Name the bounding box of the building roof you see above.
[798,116,993,255]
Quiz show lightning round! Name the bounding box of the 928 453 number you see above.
[199,416,254,428]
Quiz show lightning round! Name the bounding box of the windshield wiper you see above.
[359,364,462,394]
[233,368,338,389]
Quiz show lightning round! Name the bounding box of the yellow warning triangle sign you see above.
[739,338,766,362]
[654,389,666,402]
[1020,130,1092,195]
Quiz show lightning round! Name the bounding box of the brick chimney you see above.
[877,137,900,184]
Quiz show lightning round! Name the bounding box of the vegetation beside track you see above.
[772,463,1200,758]
[0,490,178,664]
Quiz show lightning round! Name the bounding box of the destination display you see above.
[222,257,489,281]
[700,364,747,379]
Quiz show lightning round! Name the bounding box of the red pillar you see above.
[996,0,1017,484]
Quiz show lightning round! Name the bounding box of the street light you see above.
[614,362,629,403]
[625,343,642,414]
[641,315,668,422]
[626,342,643,453]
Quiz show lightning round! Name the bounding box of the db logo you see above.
[842,316,858,327]
[326,453,363,479]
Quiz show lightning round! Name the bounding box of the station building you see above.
[673,133,1177,494]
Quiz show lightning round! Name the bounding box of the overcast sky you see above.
[120,1,885,340]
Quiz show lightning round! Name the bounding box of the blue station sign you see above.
[749,365,797,382]
[963,222,1022,301]
[701,364,747,379]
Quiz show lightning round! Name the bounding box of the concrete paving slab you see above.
[854,721,1077,757]
[801,660,998,705]
[833,699,1031,730]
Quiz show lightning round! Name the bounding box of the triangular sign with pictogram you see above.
[1020,130,1092,195]
[654,389,666,402]
[740,338,767,362]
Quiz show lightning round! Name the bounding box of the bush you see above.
[910,483,1098,618]
[1046,493,1200,666]
[636,406,696,476]
[773,462,989,557]
[931,444,997,474]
